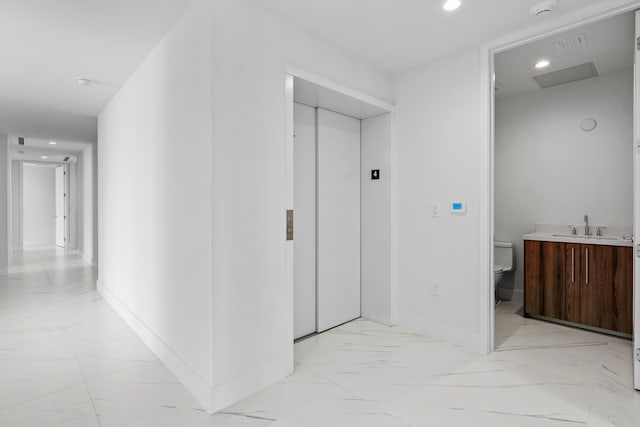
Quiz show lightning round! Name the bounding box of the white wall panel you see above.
[361,113,393,325]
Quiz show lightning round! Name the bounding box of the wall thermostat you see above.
[450,201,467,214]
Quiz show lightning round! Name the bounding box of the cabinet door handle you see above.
[585,247,589,285]
[571,247,575,283]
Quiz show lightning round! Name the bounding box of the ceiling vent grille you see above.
[18,137,25,145]
[533,62,599,89]
[554,34,588,51]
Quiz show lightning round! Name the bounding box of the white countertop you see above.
[523,224,633,247]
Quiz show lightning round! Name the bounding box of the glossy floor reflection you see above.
[1,249,638,426]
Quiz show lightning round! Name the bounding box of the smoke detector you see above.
[530,0,558,17]
[76,77,95,86]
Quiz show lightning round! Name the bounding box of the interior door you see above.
[293,103,317,339]
[634,10,640,390]
[55,166,65,247]
[316,108,361,332]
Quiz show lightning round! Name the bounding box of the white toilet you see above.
[494,241,515,287]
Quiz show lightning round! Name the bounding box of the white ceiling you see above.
[254,0,611,74]
[495,11,634,98]
[0,0,191,143]
[1,0,631,145]
[9,136,90,163]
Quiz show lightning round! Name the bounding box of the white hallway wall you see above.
[10,160,22,251]
[394,48,484,349]
[0,134,7,269]
[361,113,394,325]
[98,0,392,413]
[23,164,56,247]
[495,70,633,298]
[98,0,214,411]
[78,143,98,265]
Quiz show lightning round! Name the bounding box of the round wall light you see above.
[580,118,597,132]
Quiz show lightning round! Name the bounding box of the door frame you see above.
[55,165,65,247]
[16,160,79,251]
[480,0,640,376]
[283,65,396,374]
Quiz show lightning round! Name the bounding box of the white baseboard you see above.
[97,280,214,412]
[24,241,56,247]
[97,280,291,414]
[397,313,484,354]
[80,251,97,268]
[210,358,285,412]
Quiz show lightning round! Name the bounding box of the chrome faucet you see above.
[584,214,590,236]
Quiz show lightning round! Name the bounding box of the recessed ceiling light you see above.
[443,0,461,11]
[76,77,95,86]
[534,59,550,69]
[41,156,48,159]
[49,141,56,145]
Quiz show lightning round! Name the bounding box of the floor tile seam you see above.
[63,353,157,385]
[231,380,341,423]
[42,250,103,426]
[316,383,419,427]
[65,305,104,426]
[0,381,87,411]
[39,251,54,289]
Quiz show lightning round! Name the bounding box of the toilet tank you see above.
[494,241,515,272]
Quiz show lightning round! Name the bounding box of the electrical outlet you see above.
[431,282,440,296]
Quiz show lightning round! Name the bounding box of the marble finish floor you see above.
[1,248,638,426]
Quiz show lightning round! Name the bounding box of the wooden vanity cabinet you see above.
[524,240,633,335]
[583,245,633,334]
[524,240,565,319]
[564,242,581,323]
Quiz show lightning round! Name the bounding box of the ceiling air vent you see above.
[533,62,598,89]
[18,137,25,145]
[554,33,588,51]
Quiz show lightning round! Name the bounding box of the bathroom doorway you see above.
[55,165,66,247]
[283,68,397,369]
[485,4,640,390]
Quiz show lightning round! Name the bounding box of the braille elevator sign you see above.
[371,169,380,180]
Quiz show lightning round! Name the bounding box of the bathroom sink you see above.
[550,233,623,241]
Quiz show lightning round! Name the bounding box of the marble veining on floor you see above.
[1,248,638,426]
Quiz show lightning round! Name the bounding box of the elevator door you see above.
[293,103,317,339]
[316,108,361,332]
